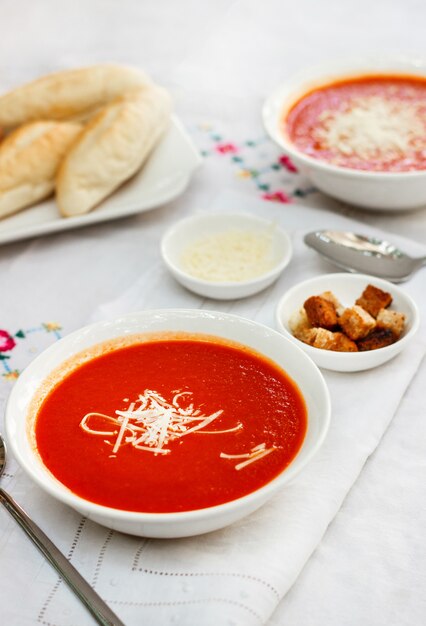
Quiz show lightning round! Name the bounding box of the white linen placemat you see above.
[1,192,425,626]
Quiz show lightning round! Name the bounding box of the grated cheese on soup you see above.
[285,75,426,172]
[314,96,426,161]
[181,229,275,282]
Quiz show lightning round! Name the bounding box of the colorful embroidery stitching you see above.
[0,323,63,381]
[195,125,316,201]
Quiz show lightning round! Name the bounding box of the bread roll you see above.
[0,64,151,130]
[0,121,82,219]
[56,85,172,217]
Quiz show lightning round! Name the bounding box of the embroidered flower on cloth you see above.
[0,330,16,352]
[216,143,238,154]
[43,322,62,332]
[279,155,298,173]
[3,370,19,382]
[236,169,252,179]
[262,191,291,203]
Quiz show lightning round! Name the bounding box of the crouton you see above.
[295,327,318,346]
[357,328,396,351]
[321,291,345,316]
[288,308,318,345]
[355,284,392,318]
[313,328,358,352]
[304,295,338,330]
[376,308,406,339]
[288,307,311,334]
[339,305,376,340]
[289,282,404,354]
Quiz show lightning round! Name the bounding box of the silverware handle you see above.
[0,488,125,626]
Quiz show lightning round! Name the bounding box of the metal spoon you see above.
[0,434,125,626]
[304,230,426,282]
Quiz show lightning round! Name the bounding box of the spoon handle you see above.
[0,488,125,626]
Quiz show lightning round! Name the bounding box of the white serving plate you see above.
[0,116,202,245]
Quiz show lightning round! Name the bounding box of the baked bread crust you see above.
[0,121,82,219]
[355,284,392,318]
[0,64,151,129]
[304,295,338,330]
[56,85,172,217]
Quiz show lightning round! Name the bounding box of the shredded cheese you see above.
[81,392,277,470]
[181,228,276,282]
[314,95,426,162]
[220,443,275,470]
[235,448,274,470]
[80,389,226,455]
[199,424,242,434]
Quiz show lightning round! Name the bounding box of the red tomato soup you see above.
[285,75,426,172]
[34,337,307,513]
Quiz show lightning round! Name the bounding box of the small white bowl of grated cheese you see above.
[161,212,293,300]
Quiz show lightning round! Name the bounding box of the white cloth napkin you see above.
[1,191,425,626]
[269,353,426,626]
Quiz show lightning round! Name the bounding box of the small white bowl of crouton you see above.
[275,273,419,372]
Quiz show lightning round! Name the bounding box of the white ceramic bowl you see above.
[5,309,330,539]
[275,273,419,372]
[263,58,426,211]
[161,212,292,299]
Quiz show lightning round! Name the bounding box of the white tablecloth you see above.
[1,2,426,625]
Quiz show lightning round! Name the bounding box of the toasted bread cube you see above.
[339,305,376,340]
[376,308,406,339]
[321,291,345,317]
[355,284,392,318]
[313,328,358,352]
[312,328,335,350]
[304,295,338,330]
[288,309,318,345]
[357,328,396,351]
[295,327,318,346]
[288,308,311,334]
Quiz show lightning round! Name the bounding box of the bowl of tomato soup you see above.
[5,309,330,538]
[263,59,426,210]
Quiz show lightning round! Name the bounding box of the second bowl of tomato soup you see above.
[6,310,330,538]
[263,59,426,210]
[286,74,426,173]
